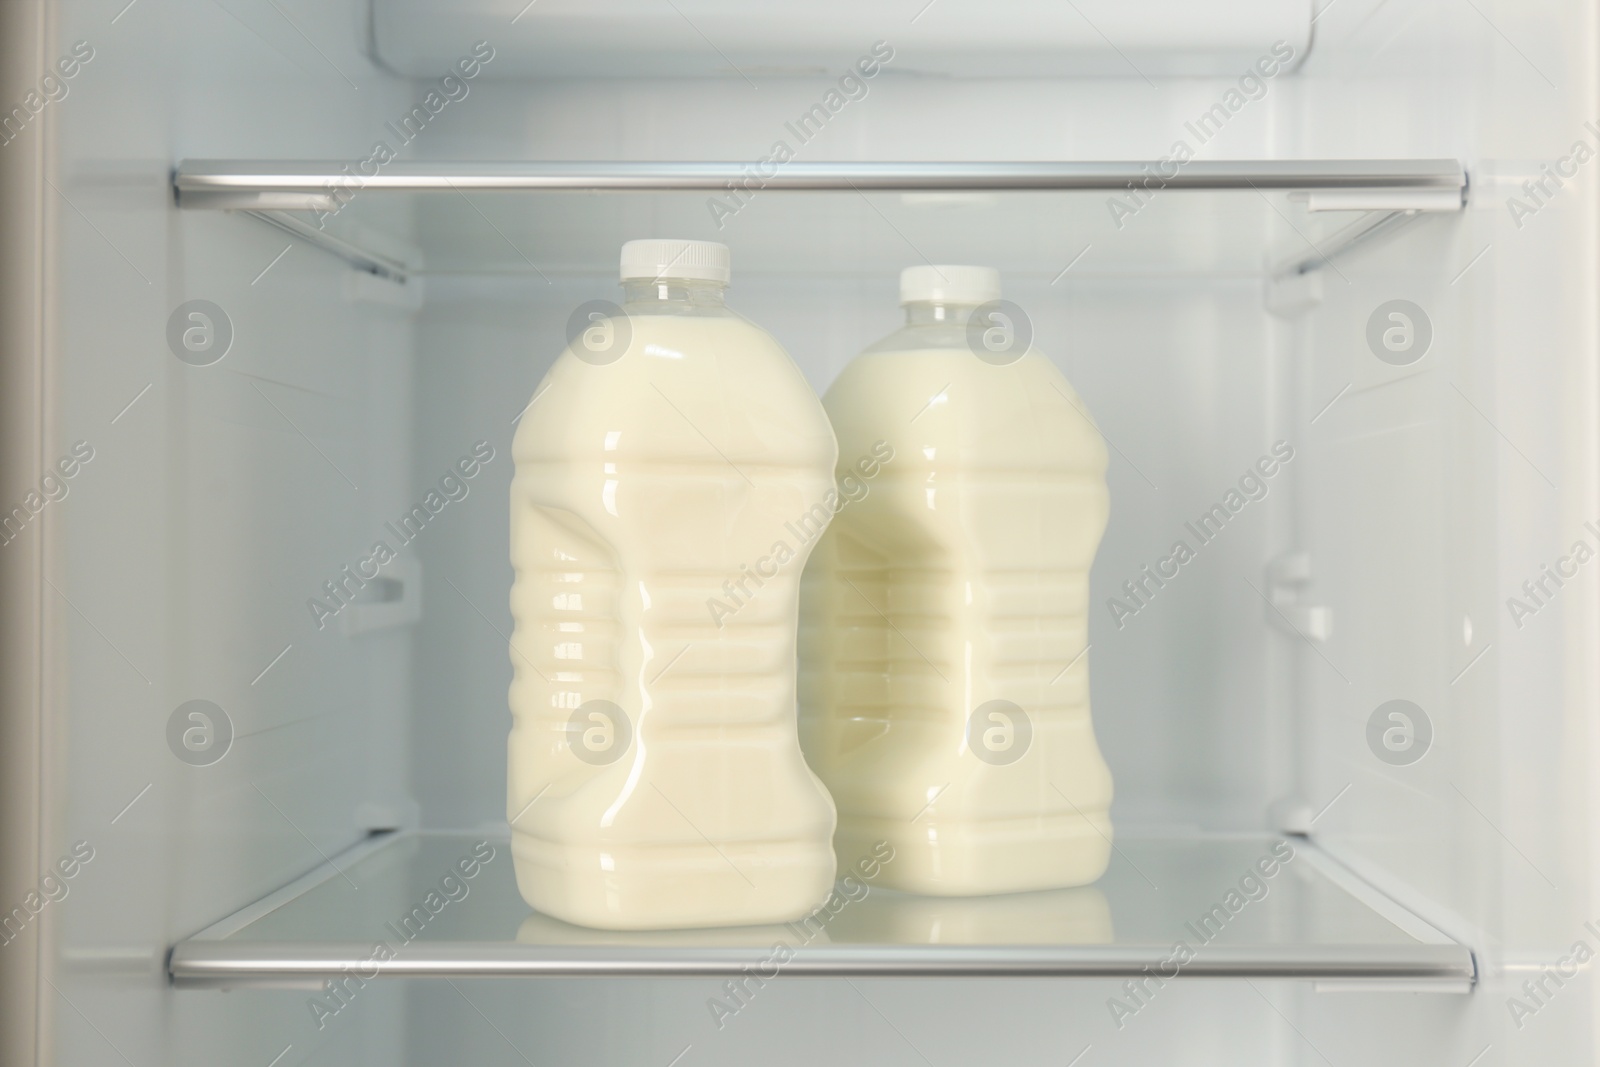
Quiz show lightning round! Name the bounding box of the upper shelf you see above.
[171,160,1467,282]
[167,830,1474,989]
[174,160,1467,202]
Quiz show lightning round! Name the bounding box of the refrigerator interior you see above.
[10,0,1596,1064]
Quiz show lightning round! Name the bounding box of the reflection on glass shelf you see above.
[167,832,1474,988]
[826,884,1115,946]
[514,881,1114,948]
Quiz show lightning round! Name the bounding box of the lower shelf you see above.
[167,831,1475,989]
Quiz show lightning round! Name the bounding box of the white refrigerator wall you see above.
[1293,2,1599,1064]
[39,1,416,1065]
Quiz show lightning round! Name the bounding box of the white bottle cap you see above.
[620,239,731,284]
[899,265,1001,306]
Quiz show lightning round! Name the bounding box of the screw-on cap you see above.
[620,239,731,284]
[899,265,1001,306]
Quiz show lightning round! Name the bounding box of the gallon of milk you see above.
[509,239,838,929]
[800,265,1113,895]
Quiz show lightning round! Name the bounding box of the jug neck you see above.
[904,301,981,327]
[622,278,728,309]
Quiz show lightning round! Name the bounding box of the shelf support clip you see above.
[1266,551,1331,642]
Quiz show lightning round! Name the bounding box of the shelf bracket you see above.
[1273,209,1429,279]
[243,210,411,283]
[1272,176,1467,279]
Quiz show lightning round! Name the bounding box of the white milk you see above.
[509,239,838,929]
[800,265,1113,895]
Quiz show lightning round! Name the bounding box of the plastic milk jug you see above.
[509,239,838,928]
[800,265,1113,895]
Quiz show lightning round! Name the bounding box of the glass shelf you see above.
[167,831,1475,989]
[172,160,1467,282]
